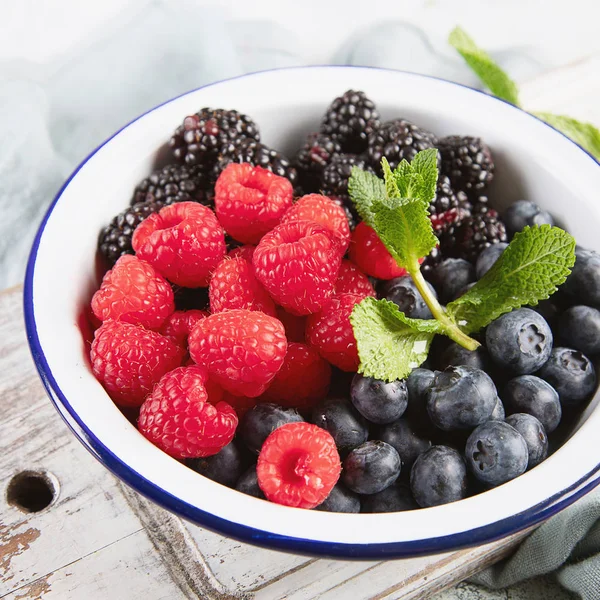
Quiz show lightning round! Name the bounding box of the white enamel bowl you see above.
[24,66,600,559]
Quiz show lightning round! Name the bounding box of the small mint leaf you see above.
[534,113,600,160]
[382,157,402,200]
[348,167,386,226]
[449,26,520,106]
[351,298,442,381]
[447,225,576,333]
[393,160,413,197]
[409,148,439,204]
[371,194,438,270]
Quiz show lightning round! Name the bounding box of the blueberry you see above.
[410,446,468,507]
[475,242,508,279]
[486,308,553,374]
[537,347,597,407]
[505,413,548,469]
[430,258,475,304]
[187,441,248,488]
[342,441,401,495]
[490,397,505,420]
[381,275,436,319]
[315,484,360,513]
[350,374,408,425]
[239,403,303,454]
[465,421,528,486]
[235,465,265,499]
[439,342,491,372]
[427,366,497,431]
[452,282,476,300]
[311,397,368,455]
[558,305,600,356]
[503,200,554,238]
[563,249,600,308]
[377,418,432,471]
[503,375,562,432]
[361,482,418,513]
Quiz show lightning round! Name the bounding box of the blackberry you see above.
[170,108,260,167]
[131,163,212,207]
[331,196,358,231]
[212,138,298,187]
[322,153,373,199]
[438,136,494,195]
[320,90,381,153]
[441,210,507,262]
[293,132,342,191]
[97,201,162,267]
[367,119,437,174]
[429,175,471,216]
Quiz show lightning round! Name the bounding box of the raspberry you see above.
[257,422,341,508]
[91,321,184,407]
[91,255,174,329]
[261,343,331,409]
[214,163,293,244]
[138,366,237,459]
[281,194,351,252]
[209,256,276,316]
[159,309,209,347]
[306,293,363,372]
[132,202,226,287]
[349,222,408,280]
[189,309,287,397]
[228,244,256,262]
[276,307,306,343]
[335,259,376,298]
[253,220,343,316]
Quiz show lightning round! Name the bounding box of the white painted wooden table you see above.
[0,285,534,599]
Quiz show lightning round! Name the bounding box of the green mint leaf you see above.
[393,160,413,197]
[447,225,576,333]
[449,26,520,106]
[534,113,600,160]
[408,148,439,204]
[382,158,401,199]
[348,167,386,226]
[351,298,442,381]
[371,195,438,270]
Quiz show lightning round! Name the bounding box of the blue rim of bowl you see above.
[24,65,600,559]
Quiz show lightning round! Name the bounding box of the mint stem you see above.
[409,265,480,351]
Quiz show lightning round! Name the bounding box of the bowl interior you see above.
[26,66,600,557]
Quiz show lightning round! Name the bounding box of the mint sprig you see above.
[348,152,576,382]
[449,26,520,106]
[447,225,576,333]
[449,26,600,160]
[350,298,442,380]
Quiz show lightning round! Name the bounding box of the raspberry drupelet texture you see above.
[282,194,351,253]
[212,138,298,187]
[91,321,184,407]
[91,255,175,329]
[335,259,376,298]
[214,163,294,244]
[261,343,332,409]
[170,108,260,166]
[188,309,287,397]
[138,366,238,459]
[132,201,226,287]
[257,422,341,508]
[209,256,276,316]
[253,220,343,316]
[97,201,163,267]
[132,163,213,208]
[159,309,209,348]
[349,222,409,280]
[320,90,381,154]
[306,293,364,372]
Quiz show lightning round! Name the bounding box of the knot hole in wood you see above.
[6,470,59,513]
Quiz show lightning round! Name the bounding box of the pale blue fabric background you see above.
[1,1,598,597]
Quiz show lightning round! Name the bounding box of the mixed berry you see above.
[90,90,598,514]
